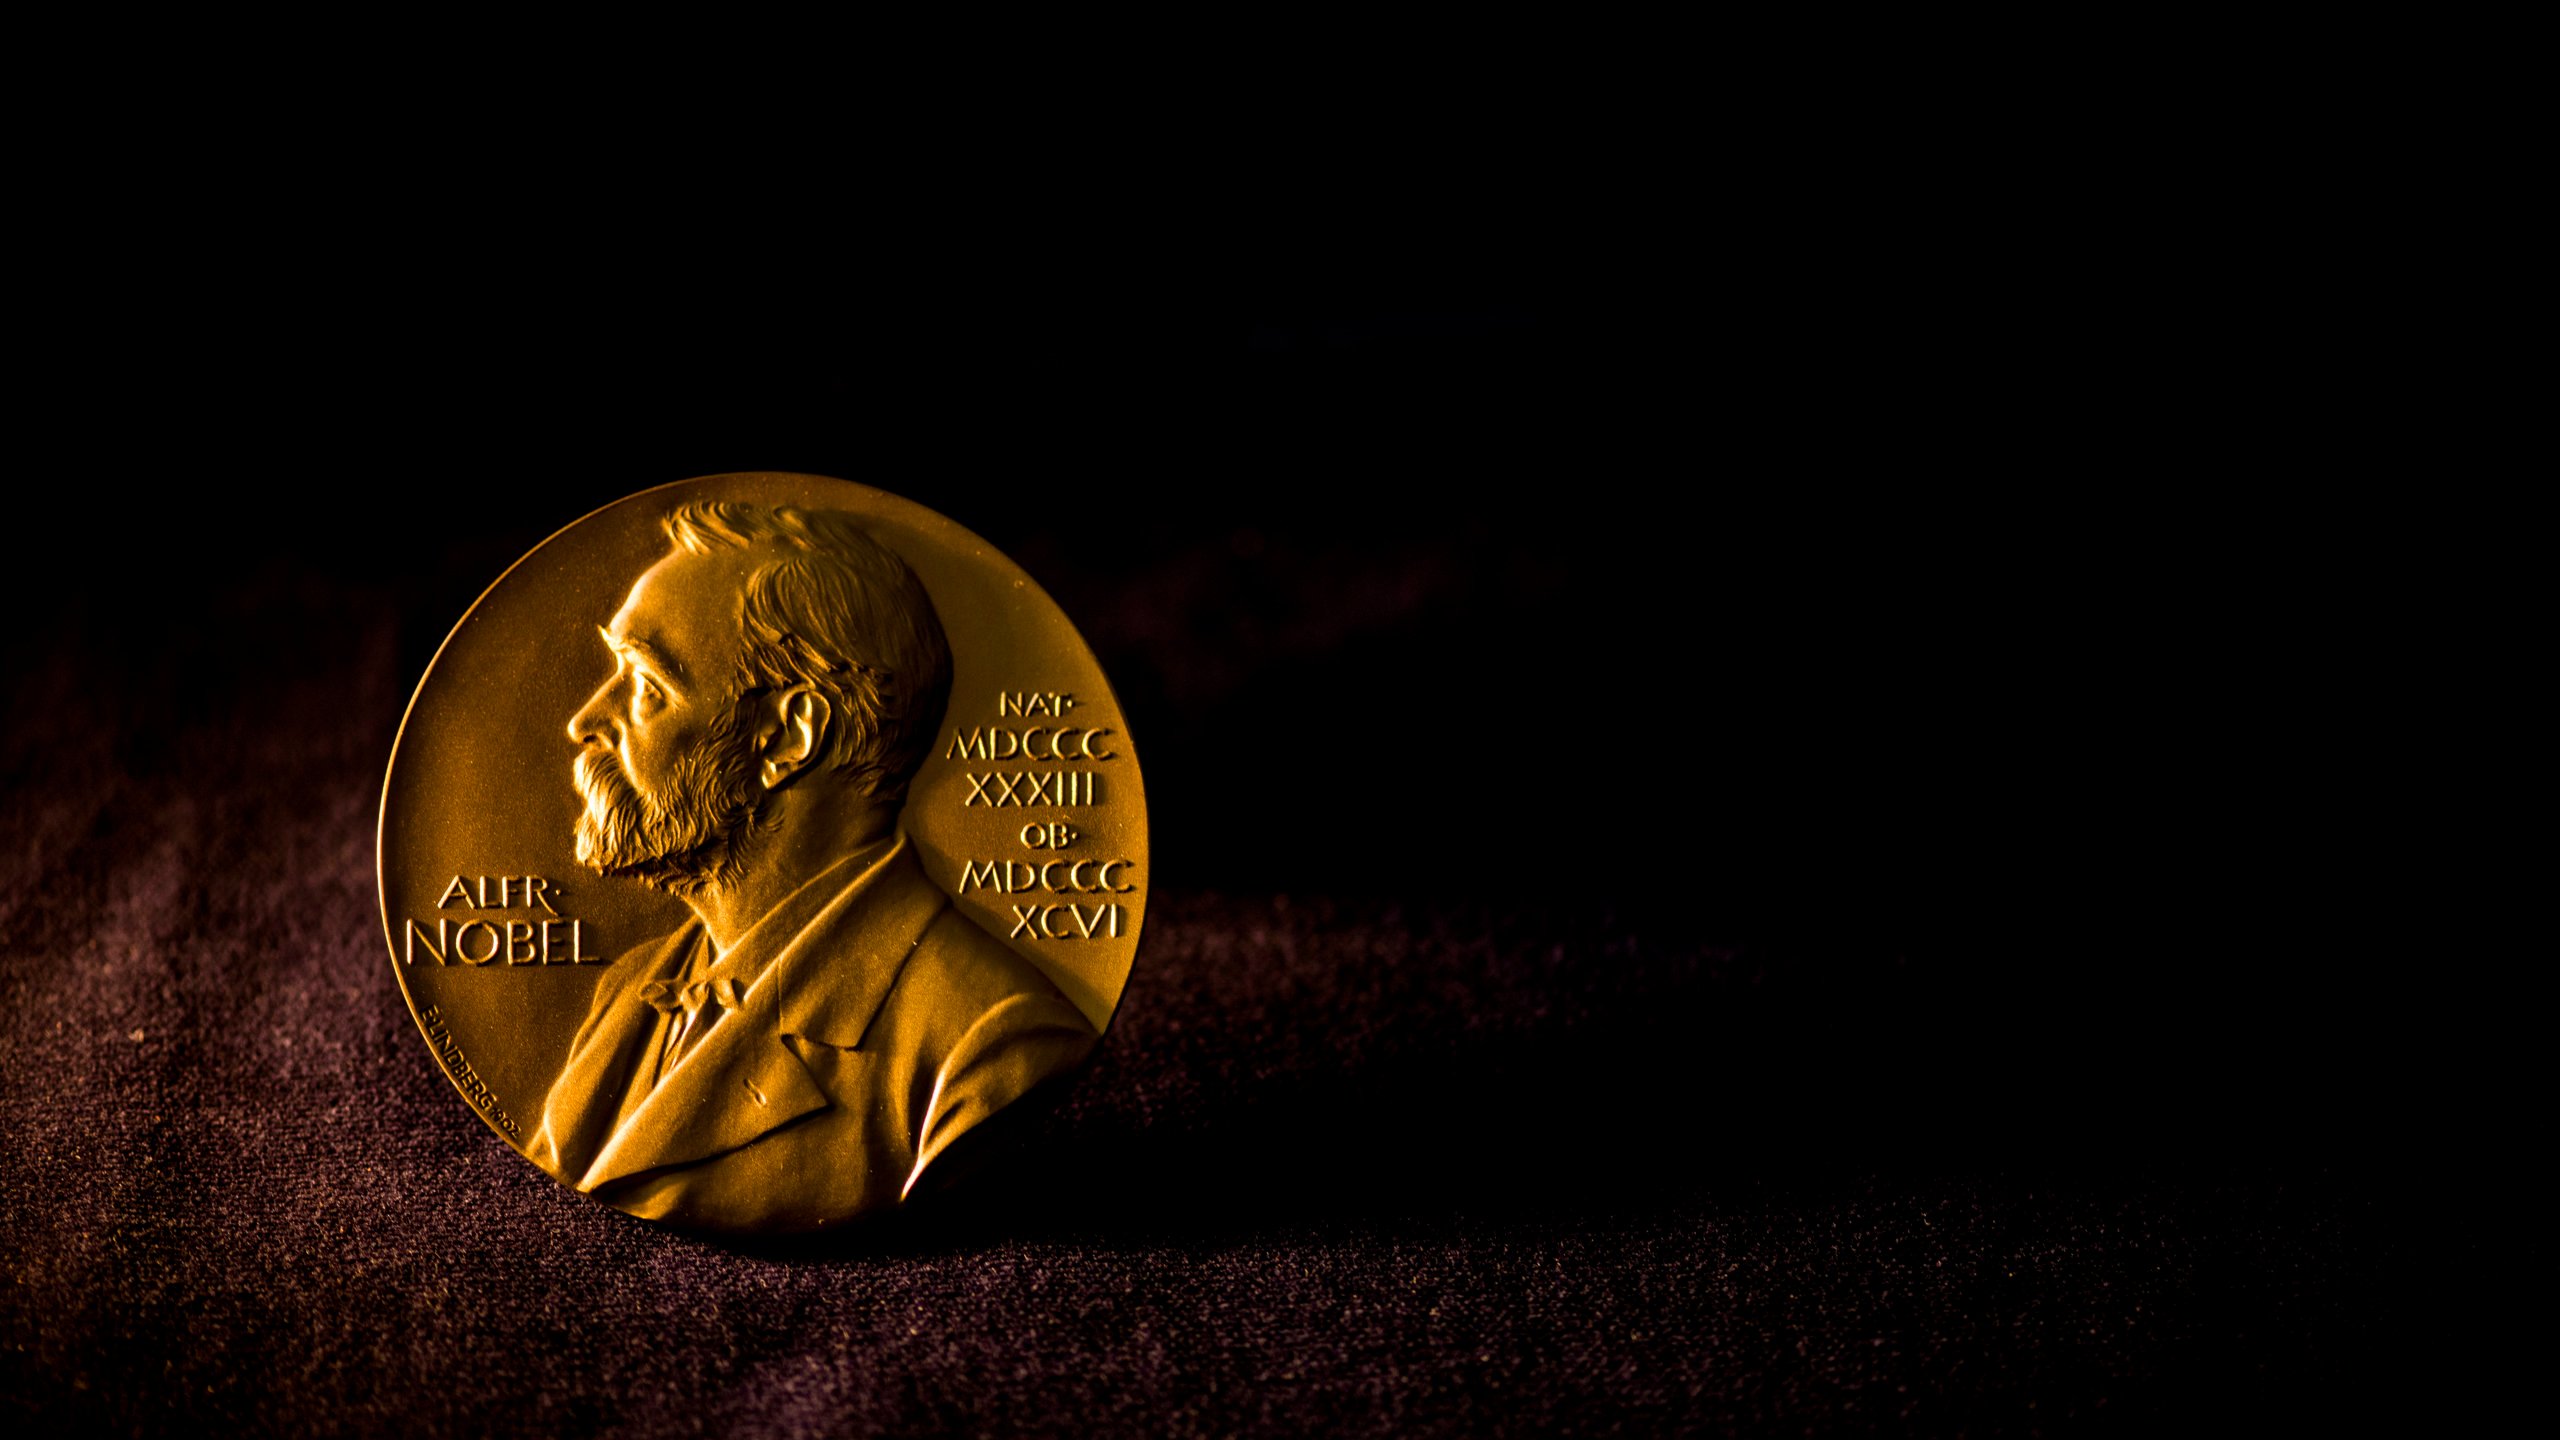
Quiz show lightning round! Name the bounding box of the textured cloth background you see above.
[0,530,2495,1438]
[0,255,2524,1435]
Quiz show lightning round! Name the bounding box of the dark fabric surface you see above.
[0,522,2510,1437]
[0,228,2525,1432]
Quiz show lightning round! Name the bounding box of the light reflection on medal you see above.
[377,475,1147,1233]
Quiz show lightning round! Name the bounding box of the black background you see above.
[2,134,2526,1433]
[27,232,2431,1156]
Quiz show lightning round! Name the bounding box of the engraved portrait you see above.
[528,502,1099,1231]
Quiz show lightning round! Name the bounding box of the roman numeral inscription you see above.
[1006,902,1126,941]
[952,692,1117,810]
[949,693,1138,941]
[962,769,1100,807]
[946,725,1114,762]
[959,858,1139,895]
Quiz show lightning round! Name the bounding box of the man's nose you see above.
[568,680,617,748]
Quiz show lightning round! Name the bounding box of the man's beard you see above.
[572,702,769,898]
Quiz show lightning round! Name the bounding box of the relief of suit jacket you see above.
[529,833,1098,1233]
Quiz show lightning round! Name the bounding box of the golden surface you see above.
[377,474,1146,1232]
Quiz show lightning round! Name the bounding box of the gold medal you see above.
[376,474,1146,1233]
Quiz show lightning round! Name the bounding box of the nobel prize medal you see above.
[377,474,1146,1233]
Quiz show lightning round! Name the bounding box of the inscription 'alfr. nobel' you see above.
[404,874,600,966]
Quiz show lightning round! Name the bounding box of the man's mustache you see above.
[575,747,632,808]
[570,715,768,897]
[573,745,652,874]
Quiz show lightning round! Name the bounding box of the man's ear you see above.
[757,686,832,790]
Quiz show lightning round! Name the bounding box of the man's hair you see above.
[663,501,953,807]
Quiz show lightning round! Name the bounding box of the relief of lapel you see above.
[576,970,832,1191]
[533,924,696,1183]
[572,836,949,1191]
[775,840,951,1052]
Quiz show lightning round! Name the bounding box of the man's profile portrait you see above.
[530,501,1097,1231]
